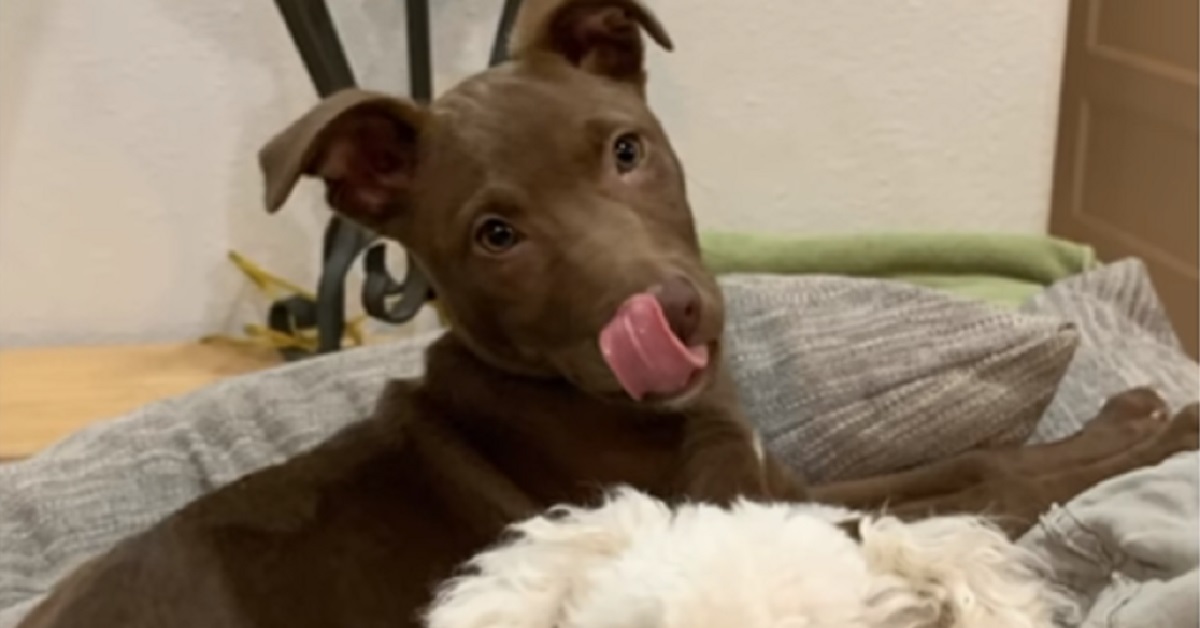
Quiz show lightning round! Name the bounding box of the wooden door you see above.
[1049,0,1199,357]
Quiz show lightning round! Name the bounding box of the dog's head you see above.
[259,0,721,409]
[423,489,869,628]
[424,489,1065,628]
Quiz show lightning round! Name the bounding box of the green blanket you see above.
[700,232,1097,307]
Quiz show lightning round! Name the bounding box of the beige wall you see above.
[0,0,1068,346]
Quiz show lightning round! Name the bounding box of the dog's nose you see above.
[653,276,703,344]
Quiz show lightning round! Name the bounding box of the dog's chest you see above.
[457,402,686,504]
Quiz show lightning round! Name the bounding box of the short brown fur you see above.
[20,1,1198,626]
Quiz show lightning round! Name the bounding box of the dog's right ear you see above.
[259,88,426,230]
[509,0,673,86]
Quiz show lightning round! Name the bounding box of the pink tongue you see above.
[599,292,710,401]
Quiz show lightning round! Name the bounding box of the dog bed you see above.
[0,244,1194,626]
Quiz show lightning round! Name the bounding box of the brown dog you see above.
[18,1,1198,627]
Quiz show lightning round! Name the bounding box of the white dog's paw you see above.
[856,515,1067,627]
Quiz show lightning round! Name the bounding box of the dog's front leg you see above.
[674,415,810,504]
[672,372,808,503]
[671,368,811,503]
[674,408,769,504]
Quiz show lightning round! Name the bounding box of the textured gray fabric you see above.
[0,331,436,623]
[723,274,1079,481]
[1011,259,1200,627]
[1019,452,1199,628]
[0,274,1080,624]
[1020,259,1200,444]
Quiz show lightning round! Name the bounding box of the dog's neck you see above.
[420,330,729,420]
[413,331,700,505]
[421,331,636,418]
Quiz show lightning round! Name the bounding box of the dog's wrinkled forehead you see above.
[429,63,653,175]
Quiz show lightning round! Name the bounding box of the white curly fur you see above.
[425,488,1066,628]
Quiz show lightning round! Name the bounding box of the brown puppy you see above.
[17,1,1197,626]
[20,4,775,627]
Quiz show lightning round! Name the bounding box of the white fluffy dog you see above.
[425,488,1068,628]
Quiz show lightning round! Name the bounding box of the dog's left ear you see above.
[509,0,673,86]
[258,89,427,233]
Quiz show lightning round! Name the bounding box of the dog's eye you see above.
[612,133,644,174]
[474,216,523,253]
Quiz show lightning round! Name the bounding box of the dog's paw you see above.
[1099,386,1170,423]
[1153,403,1200,456]
[859,516,1059,628]
[1129,403,1200,473]
[1083,386,1171,440]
